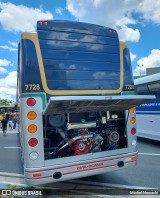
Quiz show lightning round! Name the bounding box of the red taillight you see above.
[44,21,48,25]
[28,138,38,147]
[27,98,36,107]
[38,21,43,25]
[131,128,136,135]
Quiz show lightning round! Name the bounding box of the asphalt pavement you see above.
[81,137,160,188]
[0,127,23,175]
[0,129,160,189]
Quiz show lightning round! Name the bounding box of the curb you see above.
[0,172,24,178]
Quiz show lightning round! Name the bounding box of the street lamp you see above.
[137,64,144,77]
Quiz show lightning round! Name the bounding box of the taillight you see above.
[27,98,36,106]
[44,21,48,25]
[129,107,135,114]
[108,29,116,34]
[38,21,43,25]
[28,138,38,147]
[38,21,48,25]
[131,128,136,135]
[28,124,37,133]
[130,117,136,124]
[27,111,37,120]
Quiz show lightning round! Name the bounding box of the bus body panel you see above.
[25,152,137,186]
[136,114,160,141]
[21,97,44,168]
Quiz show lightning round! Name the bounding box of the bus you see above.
[17,20,153,186]
[134,73,160,141]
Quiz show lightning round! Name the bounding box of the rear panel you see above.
[37,20,122,94]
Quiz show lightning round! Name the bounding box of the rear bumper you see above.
[25,152,138,186]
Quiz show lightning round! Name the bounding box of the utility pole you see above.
[137,64,144,77]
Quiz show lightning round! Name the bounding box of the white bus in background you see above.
[134,73,160,141]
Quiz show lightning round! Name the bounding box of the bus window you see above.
[135,84,149,95]
[148,81,160,98]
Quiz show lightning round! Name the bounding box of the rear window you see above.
[37,20,121,91]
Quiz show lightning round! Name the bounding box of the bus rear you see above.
[18,20,153,186]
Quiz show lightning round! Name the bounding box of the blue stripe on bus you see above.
[136,100,160,111]
[136,111,160,115]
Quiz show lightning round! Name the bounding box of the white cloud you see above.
[0,41,18,51]
[134,49,160,76]
[118,25,140,42]
[130,52,137,62]
[0,45,17,51]
[137,0,160,24]
[0,67,8,75]
[0,2,53,32]
[8,41,18,47]
[55,8,64,15]
[0,58,11,66]
[66,0,140,42]
[116,17,136,27]
[66,0,160,42]
[0,71,17,101]
[67,0,133,26]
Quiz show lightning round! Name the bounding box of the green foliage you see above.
[0,99,14,106]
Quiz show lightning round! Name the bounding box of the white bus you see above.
[17,20,153,186]
[134,73,160,141]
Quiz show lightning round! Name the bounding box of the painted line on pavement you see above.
[71,180,155,190]
[4,147,21,149]
[0,131,19,133]
[0,172,24,178]
[0,181,26,186]
[139,153,160,156]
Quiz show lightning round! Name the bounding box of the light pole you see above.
[137,64,144,77]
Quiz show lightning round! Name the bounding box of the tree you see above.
[0,99,14,106]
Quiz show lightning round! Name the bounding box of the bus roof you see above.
[134,73,160,85]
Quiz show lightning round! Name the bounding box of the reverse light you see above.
[130,117,136,124]
[28,138,38,147]
[28,124,37,133]
[131,128,136,135]
[27,98,36,107]
[129,107,135,114]
[29,152,39,160]
[27,111,37,120]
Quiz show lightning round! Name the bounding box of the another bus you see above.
[17,20,153,186]
[134,73,160,141]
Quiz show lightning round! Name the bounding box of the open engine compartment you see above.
[43,110,127,160]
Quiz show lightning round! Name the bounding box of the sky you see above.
[0,0,160,101]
